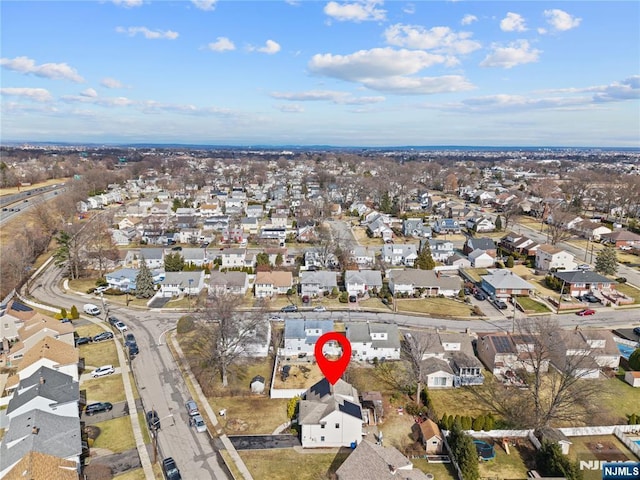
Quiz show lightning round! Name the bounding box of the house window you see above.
[320,424,325,429]
[335,423,340,428]
[321,436,325,442]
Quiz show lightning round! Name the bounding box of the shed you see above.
[250,375,265,394]
[536,427,572,455]
[624,371,640,387]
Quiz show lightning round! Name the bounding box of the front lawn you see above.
[615,283,640,304]
[83,374,126,404]
[239,449,350,480]
[515,296,551,314]
[91,416,136,453]
[80,341,120,371]
[396,297,474,317]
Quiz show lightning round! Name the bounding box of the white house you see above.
[468,249,495,268]
[299,378,364,448]
[157,271,205,297]
[535,244,577,272]
[283,319,334,355]
[209,271,249,295]
[344,270,383,296]
[381,244,418,267]
[254,271,293,298]
[220,248,246,268]
[345,322,401,361]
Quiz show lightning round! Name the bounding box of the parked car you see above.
[147,410,161,430]
[128,344,140,356]
[114,321,128,332]
[280,304,298,313]
[162,457,182,480]
[632,326,640,336]
[91,365,115,378]
[185,400,199,417]
[124,333,137,347]
[577,264,592,271]
[191,413,207,433]
[582,293,601,303]
[85,402,113,416]
[493,298,508,309]
[474,291,487,301]
[619,245,632,251]
[94,286,108,295]
[83,303,101,316]
[108,316,120,326]
[312,305,327,312]
[75,336,92,346]
[269,314,283,321]
[576,309,596,316]
[93,331,114,342]
[348,295,357,303]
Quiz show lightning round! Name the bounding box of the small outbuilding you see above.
[624,370,640,387]
[412,418,444,454]
[250,375,265,394]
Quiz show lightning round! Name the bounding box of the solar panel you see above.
[11,301,34,312]
[339,400,363,419]
[491,335,513,353]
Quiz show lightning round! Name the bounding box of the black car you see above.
[129,344,140,356]
[75,336,92,346]
[162,457,182,480]
[280,304,298,313]
[474,291,487,301]
[93,331,114,342]
[493,299,508,310]
[108,316,120,327]
[633,327,640,336]
[348,295,357,303]
[582,293,601,303]
[85,402,113,416]
[147,410,161,430]
[124,333,137,347]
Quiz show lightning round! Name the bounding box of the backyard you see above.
[396,297,475,318]
[239,449,350,480]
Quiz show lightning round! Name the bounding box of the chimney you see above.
[388,464,397,475]
[39,376,45,384]
[32,426,39,435]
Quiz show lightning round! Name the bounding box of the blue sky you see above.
[1,0,639,146]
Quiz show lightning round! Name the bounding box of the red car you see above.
[576,309,596,316]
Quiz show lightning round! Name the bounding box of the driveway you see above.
[228,434,301,450]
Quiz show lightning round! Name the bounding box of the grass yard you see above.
[593,372,640,424]
[477,440,533,479]
[411,458,457,479]
[83,374,126,404]
[91,416,136,453]
[568,435,639,480]
[616,283,640,304]
[396,297,474,318]
[359,297,392,311]
[351,226,384,246]
[460,268,488,283]
[429,384,496,420]
[75,323,109,338]
[272,361,324,390]
[239,449,350,480]
[113,468,146,480]
[80,341,120,370]
[216,396,289,434]
[515,296,551,314]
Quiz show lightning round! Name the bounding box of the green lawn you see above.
[515,296,551,313]
[239,449,350,480]
[91,416,136,453]
[80,341,120,371]
[593,370,640,424]
[83,374,126,404]
[616,283,640,304]
[411,459,457,479]
[568,435,639,480]
[396,297,474,317]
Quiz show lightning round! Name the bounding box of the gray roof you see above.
[421,357,454,376]
[209,271,248,288]
[553,270,616,285]
[345,322,400,349]
[299,379,362,424]
[7,367,79,414]
[159,271,203,286]
[336,440,428,480]
[345,270,383,287]
[0,409,82,471]
[482,269,534,290]
[137,248,164,260]
[388,269,461,290]
[299,270,339,287]
[284,319,334,341]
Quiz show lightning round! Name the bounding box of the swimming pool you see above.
[634,439,640,447]
[617,343,636,359]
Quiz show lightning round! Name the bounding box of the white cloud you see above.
[274,104,304,113]
[0,56,84,82]
[207,37,236,52]
[249,39,281,55]
[323,0,386,23]
[61,94,135,107]
[115,26,179,40]
[309,48,447,81]
[191,0,217,10]
[0,87,53,102]
[541,76,640,103]
[461,14,477,26]
[461,94,586,111]
[384,24,481,55]
[500,12,527,32]
[543,9,581,32]
[112,0,143,8]
[403,3,415,15]
[270,90,385,104]
[101,77,125,89]
[480,40,541,69]
[80,88,98,98]
[361,75,475,95]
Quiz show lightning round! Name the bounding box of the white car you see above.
[269,315,283,321]
[114,321,128,332]
[577,264,592,271]
[91,365,115,378]
[312,305,327,312]
[192,414,207,433]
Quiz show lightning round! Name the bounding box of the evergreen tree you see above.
[594,246,618,276]
[415,244,436,270]
[495,215,503,231]
[256,252,271,267]
[448,423,480,480]
[484,414,495,431]
[164,252,185,272]
[506,255,515,268]
[70,305,79,320]
[380,191,392,214]
[275,253,283,267]
[135,256,155,298]
[629,348,640,371]
[472,415,485,431]
[536,441,583,480]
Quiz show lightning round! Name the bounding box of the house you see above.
[237,318,271,358]
[105,267,139,292]
[0,308,20,344]
[412,418,444,454]
[180,248,210,267]
[251,375,266,394]
[1,451,79,480]
[422,357,456,389]
[157,271,205,298]
[446,253,472,269]
[133,248,165,269]
[367,216,393,242]
[402,218,431,238]
[283,319,334,355]
[335,440,430,480]
[220,248,247,268]
[0,409,82,477]
[535,245,577,272]
[432,218,461,234]
[419,331,484,388]
[299,378,363,448]
[462,237,497,257]
[480,269,535,298]
[345,322,400,361]
[344,270,383,297]
[466,216,496,233]
[299,271,339,298]
[9,338,79,384]
[6,366,79,420]
[13,314,75,353]
[600,230,640,248]
[499,232,539,256]
[427,239,455,263]
[350,246,377,267]
[254,271,293,298]
[476,332,548,377]
[241,217,259,234]
[209,271,249,295]
[551,270,617,297]
[387,270,461,297]
[468,249,495,268]
[573,220,612,241]
[381,244,418,267]
[624,371,640,387]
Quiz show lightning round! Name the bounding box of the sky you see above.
[1,0,639,147]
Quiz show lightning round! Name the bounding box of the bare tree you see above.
[196,293,268,387]
[402,331,439,406]
[545,207,575,245]
[84,213,120,277]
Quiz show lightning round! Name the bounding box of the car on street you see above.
[185,400,199,417]
[348,295,357,303]
[162,457,182,480]
[91,365,115,378]
[83,303,101,316]
[576,309,596,316]
[147,410,161,430]
[85,402,113,416]
[128,344,139,356]
[312,305,327,312]
[474,291,487,301]
[269,314,283,321]
[93,331,114,342]
[114,321,128,332]
[108,316,120,327]
[75,336,92,346]
[94,286,108,295]
[191,413,207,433]
[632,326,640,336]
[494,299,508,309]
[124,333,137,347]
[280,304,298,313]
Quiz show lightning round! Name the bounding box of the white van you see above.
[83,304,101,316]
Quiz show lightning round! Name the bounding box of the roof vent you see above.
[32,426,39,435]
